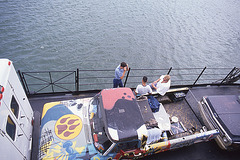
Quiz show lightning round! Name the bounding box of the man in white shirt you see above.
[135,76,152,95]
[150,75,171,96]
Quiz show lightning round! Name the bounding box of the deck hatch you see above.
[206,95,240,136]
[100,88,145,142]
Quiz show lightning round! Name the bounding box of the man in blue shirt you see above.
[113,62,129,88]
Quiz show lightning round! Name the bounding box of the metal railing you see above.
[17,67,239,96]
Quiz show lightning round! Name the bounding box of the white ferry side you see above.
[0,59,34,160]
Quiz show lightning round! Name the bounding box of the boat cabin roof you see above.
[0,59,11,87]
[100,88,145,142]
[205,95,240,137]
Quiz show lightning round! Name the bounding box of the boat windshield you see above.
[89,95,113,155]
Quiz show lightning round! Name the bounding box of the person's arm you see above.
[135,85,139,95]
[155,78,161,83]
[151,83,157,90]
[120,64,129,79]
[126,64,129,71]
[120,70,126,79]
[148,86,153,95]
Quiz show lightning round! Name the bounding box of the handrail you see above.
[193,67,207,86]
[17,67,239,96]
[124,68,131,87]
[220,67,236,84]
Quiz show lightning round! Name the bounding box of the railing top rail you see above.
[21,67,234,73]
[21,70,75,73]
[79,69,114,72]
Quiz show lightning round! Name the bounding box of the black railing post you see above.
[193,67,207,86]
[49,72,54,92]
[220,67,236,84]
[76,68,79,92]
[124,68,131,87]
[167,67,172,75]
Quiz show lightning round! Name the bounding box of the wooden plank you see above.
[141,87,189,96]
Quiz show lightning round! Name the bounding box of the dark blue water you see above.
[0,0,240,72]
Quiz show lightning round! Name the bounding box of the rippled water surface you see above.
[0,0,240,72]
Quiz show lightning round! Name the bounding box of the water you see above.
[1,0,240,72]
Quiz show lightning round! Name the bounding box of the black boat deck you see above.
[163,99,203,139]
[29,85,239,160]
